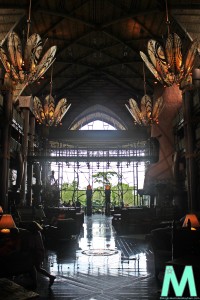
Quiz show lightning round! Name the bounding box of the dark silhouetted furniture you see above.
[0,228,36,283]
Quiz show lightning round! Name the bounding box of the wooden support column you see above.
[183,90,196,211]
[26,115,35,206]
[41,125,50,187]
[0,70,13,211]
[19,96,33,206]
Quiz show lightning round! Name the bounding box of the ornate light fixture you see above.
[33,95,71,126]
[139,1,199,88]
[0,0,57,101]
[126,63,164,126]
[0,32,56,86]
[33,67,71,126]
[126,95,163,126]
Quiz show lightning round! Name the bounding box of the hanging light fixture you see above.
[126,64,164,126]
[33,96,71,126]
[33,67,71,126]
[126,96,164,126]
[139,0,199,88]
[0,0,57,101]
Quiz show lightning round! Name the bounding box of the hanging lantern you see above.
[33,96,71,126]
[0,32,57,94]
[140,33,198,88]
[126,95,164,126]
[139,0,199,89]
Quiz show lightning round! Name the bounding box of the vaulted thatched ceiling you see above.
[0,0,199,130]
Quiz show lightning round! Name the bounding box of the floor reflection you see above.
[47,214,150,278]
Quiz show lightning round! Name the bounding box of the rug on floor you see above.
[0,278,39,300]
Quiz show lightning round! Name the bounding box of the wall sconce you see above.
[182,214,200,230]
[0,214,16,233]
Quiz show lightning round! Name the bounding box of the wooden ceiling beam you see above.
[37,8,95,28]
[101,9,159,28]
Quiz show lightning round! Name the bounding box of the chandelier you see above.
[0,32,56,87]
[0,0,57,101]
[126,95,164,126]
[126,62,164,126]
[139,1,199,88]
[33,96,71,126]
[140,34,198,88]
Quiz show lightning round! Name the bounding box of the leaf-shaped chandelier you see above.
[126,95,164,126]
[33,96,71,126]
[0,31,57,87]
[140,34,198,88]
[139,0,199,88]
[0,0,57,102]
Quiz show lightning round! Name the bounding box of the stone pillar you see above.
[144,84,183,207]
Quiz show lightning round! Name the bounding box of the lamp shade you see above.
[182,214,200,229]
[0,214,16,232]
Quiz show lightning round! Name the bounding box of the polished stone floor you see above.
[18,214,162,299]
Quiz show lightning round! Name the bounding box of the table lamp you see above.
[182,214,200,230]
[0,214,16,233]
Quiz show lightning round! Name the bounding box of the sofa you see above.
[42,207,84,241]
[112,207,159,234]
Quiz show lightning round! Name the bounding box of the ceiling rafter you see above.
[28,2,154,98]
[101,70,143,94]
[37,8,96,28]
[0,0,198,132]
[101,8,160,28]
[55,72,96,98]
[38,48,149,99]
[54,30,151,87]
[0,12,25,46]
[107,0,159,39]
[55,29,95,58]
[34,52,95,96]
[54,66,142,101]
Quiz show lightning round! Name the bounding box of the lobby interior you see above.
[1,0,200,299]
